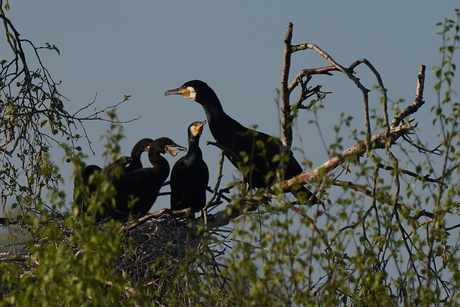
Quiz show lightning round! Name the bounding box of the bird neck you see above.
[128,145,146,170]
[128,155,142,170]
[149,152,170,177]
[199,99,245,142]
[187,138,203,160]
[199,94,225,116]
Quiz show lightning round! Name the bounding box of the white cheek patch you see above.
[191,127,198,137]
[187,87,197,100]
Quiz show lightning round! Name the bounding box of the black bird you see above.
[77,164,103,213]
[111,137,186,220]
[122,138,155,173]
[76,137,161,221]
[103,138,155,182]
[170,120,209,217]
[165,80,316,202]
[76,158,128,222]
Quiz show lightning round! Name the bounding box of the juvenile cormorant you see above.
[76,160,125,222]
[111,137,186,220]
[122,138,155,173]
[165,80,316,203]
[77,164,103,214]
[103,138,155,182]
[76,137,167,221]
[170,120,209,216]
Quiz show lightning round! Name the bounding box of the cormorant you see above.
[77,164,103,216]
[76,158,128,222]
[165,80,316,203]
[102,138,155,183]
[76,137,169,221]
[170,120,209,217]
[111,137,186,220]
[122,138,155,172]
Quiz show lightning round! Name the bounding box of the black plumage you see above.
[111,137,186,220]
[103,138,155,182]
[79,138,154,197]
[165,80,316,202]
[76,157,129,222]
[78,164,103,206]
[170,120,209,216]
[123,138,155,172]
[75,137,180,221]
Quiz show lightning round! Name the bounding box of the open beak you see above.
[165,144,187,157]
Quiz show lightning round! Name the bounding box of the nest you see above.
[120,218,204,285]
[119,215,233,303]
[0,212,233,304]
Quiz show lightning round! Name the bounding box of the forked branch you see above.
[206,61,428,228]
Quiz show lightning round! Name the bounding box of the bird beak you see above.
[194,120,207,134]
[198,120,206,129]
[165,86,190,98]
[165,144,187,157]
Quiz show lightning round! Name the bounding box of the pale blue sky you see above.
[3,1,459,211]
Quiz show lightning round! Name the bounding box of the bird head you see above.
[131,138,154,156]
[189,120,207,138]
[165,80,214,104]
[146,138,187,157]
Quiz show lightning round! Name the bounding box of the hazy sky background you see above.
[2,1,459,213]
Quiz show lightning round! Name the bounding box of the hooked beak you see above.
[165,86,189,97]
[197,120,206,130]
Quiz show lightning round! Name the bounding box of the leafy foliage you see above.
[0,2,460,307]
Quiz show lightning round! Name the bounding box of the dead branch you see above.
[288,67,336,94]
[203,150,226,224]
[279,64,426,193]
[392,65,426,127]
[280,22,295,149]
[202,47,428,229]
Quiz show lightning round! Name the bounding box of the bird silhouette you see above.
[170,120,209,217]
[76,137,185,221]
[165,80,316,203]
[111,137,186,220]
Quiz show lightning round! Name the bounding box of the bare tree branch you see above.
[280,22,295,149]
[392,65,426,127]
[278,122,415,192]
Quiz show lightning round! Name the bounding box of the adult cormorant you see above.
[170,120,209,217]
[165,80,316,203]
[111,137,186,220]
